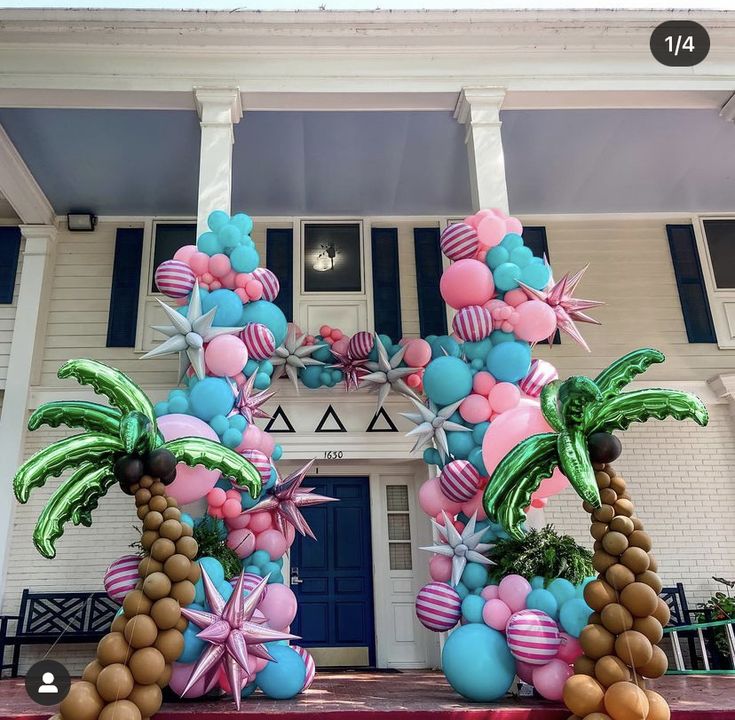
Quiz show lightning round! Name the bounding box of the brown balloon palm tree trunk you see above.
[563,462,672,720]
[55,475,201,720]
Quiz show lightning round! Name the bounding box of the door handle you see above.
[290,567,304,585]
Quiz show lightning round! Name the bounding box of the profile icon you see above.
[38,671,58,694]
[25,660,70,706]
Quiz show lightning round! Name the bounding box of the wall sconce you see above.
[313,243,337,272]
[67,213,97,232]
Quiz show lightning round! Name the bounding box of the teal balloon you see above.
[471,422,490,445]
[207,210,230,232]
[447,431,474,460]
[468,446,487,475]
[230,245,260,273]
[194,557,225,604]
[486,341,531,383]
[254,372,271,390]
[521,260,551,290]
[222,428,243,449]
[262,561,282,576]
[218,582,234,601]
[168,395,189,414]
[510,246,533,268]
[330,369,342,383]
[231,213,254,235]
[240,491,260,510]
[229,414,247,432]
[430,336,461,359]
[202,289,243,327]
[251,550,270,568]
[244,359,259,375]
[219,225,242,251]
[526,588,559,619]
[244,565,261,576]
[272,444,283,461]
[189,377,234,421]
[486,245,509,270]
[256,644,307,700]
[180,603,207,662]
[461,594,485,624]
[464,339,492,361]
[461,562,489,591]
[154,401,169,417]
[490,329,515,345]
[442,625,516,701]
[531,576,546,590]
[180,513,194,527]
[500,232,524,251]
[259,360,274,376]
[423,447,442,467]
[548,578,577,608]
[210,414,229,437]
[559,597,592,638]
[424,356,473,406]
[455,582,470,600]
[198,232,222,256]
[300,365,323,389]
[368,334,393,361]
[241,301,287,346]
[493,262,522,292]
[268,571,284,584]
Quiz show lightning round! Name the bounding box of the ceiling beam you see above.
[0,124,54,225]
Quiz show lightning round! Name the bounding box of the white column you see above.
[193,87,243,238]
[454,87,509,214]
[0,225,57,601]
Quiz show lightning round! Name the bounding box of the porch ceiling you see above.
[0,107,732,218]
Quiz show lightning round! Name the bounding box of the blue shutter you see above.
[106,228,144,347]
[0,227,21,304]
[413,227,447,337]
[371,227,402,340]
[522,225,560,344]
[266,228,293,323]
[666,224,716,343]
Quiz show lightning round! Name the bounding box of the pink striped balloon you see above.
[252,268,280,302]
[519,359,559,398]
[292,645,316,692]
[505,609,561,665]
[452,305,492,342]
[230,572,264,594]
[241,323,276,361]
[440,223,479,261]
[103,554,140,604]
[415,582,461,632]
[439,460,480,503]
[239,449,271,484]
[348,331,374,359]
[154,260,196,298]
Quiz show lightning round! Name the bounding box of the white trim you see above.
[0,124,55,226]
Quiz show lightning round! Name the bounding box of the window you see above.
[386,485,412,571]
[702,220,735,289]
[150,222,196,293]
[302,222,362,293]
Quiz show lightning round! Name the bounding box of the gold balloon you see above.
[628,530,652,552]
[110,614,127,634]
[592,550,618,574]
[135,488,151,506]
[574,655,597,676]
[124,614,158,649]
[594,655,631,687]
[638,645,669,678]
[143,511,163,531]
[609,516,634,536]
[635,570,662,594]
[613,499,634,517]
[163,554,191,583]
[170,580,196,606]
[621,547,650,575]
[149,494,168,512]
[584,580,618,612]
[140,530,158,550]
[562,675,606,717]
[176,535,198,560]
[163,506,181,521]
[82,660,104,684]
[644,690,671,720]
[127,682,163,718]
[155,628,185,663]
[593,505,615,523]
[599,488,618,507]
[96,663,134,702]
[614,630,653,668]
[606,563,635,591]
[652,598,671,626]
[97,631,130,666]
[142,571,172,600]
[600,603,633,635]
[151,597,181,630]
[187,560,201,583]
[595,471,611,488]
[59,681,104,720]
[632,616,663,644]
[603,681,649,720]
[98,700,142,720]
[590,522,608,541]
[150,538,176,563]
[580,624,616,660]
[156,664,173,688]
[129,646,166,685]
[123,589,153,618]
[138,556,163,578]
[601,532,628,556]
[620,582,659,618]
[159,519,183,541]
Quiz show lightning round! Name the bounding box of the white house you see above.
[0,7,734,674]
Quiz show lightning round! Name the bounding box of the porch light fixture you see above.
[67,213,97,232]
[312,243,337,272]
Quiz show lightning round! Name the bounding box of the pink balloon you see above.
[535,473,570,499]
[482,598,513,631]
[257,429,276,458]
[556,632,583,664]
[169,661,220,698]
[209,253,231,278]
[472,370,496,396]
[221,270,238,289]
[497,574,532,613]
[246,279,263,300]
[513,300,558,343]
[208,487,226,508]
[222,498,241,518]
[459,394,491,423]
[235,273,250,289]
[189,251,210,276]
[173,244,198,264]
[482,403,568,497]
[284,522,296,548]
[439,259,495,310]
[429,554,452,583]
[404,339,432,367]
[236,423,265,453]
[332,337,349,355]
[258,584,298,631]
[256,528,288,560]
[226,512,251,530]
[227,528,256,559]
[477,215,507,249]
[204,334,248,377]
[461,492,487,520]
[515,660,536,684]
[504,288,529,307]
[157,414,220,505]
[463,214,481,229]
[418,478,462,517]
[481,585,499,601]
[248,512,273,533]
[487,382,521,414]
[532,659,573,701]
[505,216,524,235]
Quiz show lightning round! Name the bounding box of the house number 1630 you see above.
[323,450,344,459]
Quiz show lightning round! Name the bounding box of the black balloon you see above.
[146,449,177,479]
[114,455,145,484]
[587,432,622,463]
[160,469,177,486]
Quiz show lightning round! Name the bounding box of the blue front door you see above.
[290,476,375,667]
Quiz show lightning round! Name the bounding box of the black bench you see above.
[0,590,118,677]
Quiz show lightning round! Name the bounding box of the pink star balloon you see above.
[519,264,603,352]
[244,459,337,539]
[328,348,369,392]
[180,569,298,709]
[228,373,275,423]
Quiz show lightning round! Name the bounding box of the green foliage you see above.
[193,515,243,580]
[697,592,735,659]
[488,525,594,586]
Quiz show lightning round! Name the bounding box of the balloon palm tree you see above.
[484,348,709,720]
[14,359,262,720]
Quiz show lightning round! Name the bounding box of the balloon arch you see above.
[14,207,708,720]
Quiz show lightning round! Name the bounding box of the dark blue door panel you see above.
[290,476,374,665]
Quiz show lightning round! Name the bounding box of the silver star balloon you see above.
[271,325,325,392]
[361,334,421,411]
[244,459,337,539]
[420,511,494,587]
[142,282,244,380]
[401,397,471,460]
